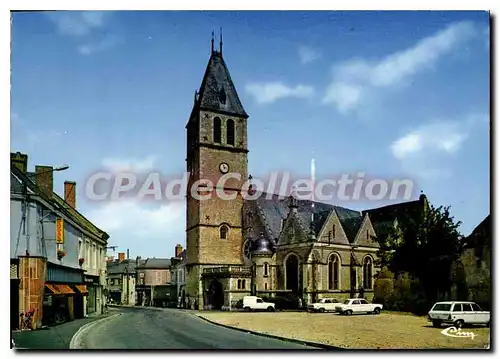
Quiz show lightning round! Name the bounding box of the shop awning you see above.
[44,283,75,295]
[74,285,89,295]
[45,283,61,295]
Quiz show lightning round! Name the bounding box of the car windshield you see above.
[432,304,452,311]
[344,300,350,304]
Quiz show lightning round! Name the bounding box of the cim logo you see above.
[441,327,476,340]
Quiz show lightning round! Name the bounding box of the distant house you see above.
[458,215,491,309]
[135,257,176,307]
[106,253,141,305]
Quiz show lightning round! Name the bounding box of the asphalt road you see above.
[78,307,319,350]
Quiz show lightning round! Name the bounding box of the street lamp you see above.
[21,164,70,256]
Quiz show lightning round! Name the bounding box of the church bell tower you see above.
[185,33,249,308]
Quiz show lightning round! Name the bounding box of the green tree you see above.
[375,204,463,306]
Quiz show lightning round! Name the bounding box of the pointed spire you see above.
[219,27,223,55]
[211,31,215,54]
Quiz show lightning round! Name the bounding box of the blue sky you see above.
[11,11,490,258]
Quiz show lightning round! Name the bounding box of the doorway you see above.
[285,254,300,293]
[207,279,224,310]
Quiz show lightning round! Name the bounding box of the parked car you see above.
[307,298,339,313]
[335,298,383,315]
[242,296,276,312]
[427,301,490,328]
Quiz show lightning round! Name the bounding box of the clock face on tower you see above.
[219,162,229,174]
[243,239,252,261]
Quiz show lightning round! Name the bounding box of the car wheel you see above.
[267,306,275,312]
[345,310,353,316]
[373,308,381,315]
[432,320,442,328]
[454,319,464,329]
[244,307,251,312]
[319,308,325,313]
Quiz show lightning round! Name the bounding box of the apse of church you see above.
[184,35,425,310]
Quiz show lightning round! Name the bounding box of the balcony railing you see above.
[202,266,252,277]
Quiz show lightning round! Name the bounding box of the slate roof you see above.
[333,206,363,242]
[136,258,172,269]
[107,259,144,274]
[464,214,491,249]
[362,199,422,224]
[196,51,248,118]
[249,192,363,243]
[248,192,426,247]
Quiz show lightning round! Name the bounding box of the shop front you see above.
[84,275,100,315]
[43,263,84,326]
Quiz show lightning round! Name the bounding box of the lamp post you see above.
[22,164,69,257]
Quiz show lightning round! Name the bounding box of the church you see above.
[184,36,428,310]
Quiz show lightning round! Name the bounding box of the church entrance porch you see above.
[206,279,224,310]
[201,266,252,310]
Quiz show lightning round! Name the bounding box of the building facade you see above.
[10,152,109,329]
[456,215,491,309]
[184,41,428,310]
[106,254,139,305]
[136,258,176,307]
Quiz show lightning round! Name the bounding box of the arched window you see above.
[264,262,269,277]
[363,256,373,289]
[213,117,221,144]
[237,279,241,289]
[220,225,228,240]
[328,254,340,290]
[241,279,246,289]
[226,119,235,146]
[264,282,268,290]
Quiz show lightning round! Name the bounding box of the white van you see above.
[428,301,490,328]
[242,296,275,312]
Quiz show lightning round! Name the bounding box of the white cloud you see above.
[298,46,320,64]
[47,11,107,36]
[78,35,119,55]
[323,21,479,113]
[390,114,487,179]
[86,200,185,258]
[101,156,157,172]
[245,82,315,104]
[391,122,468,160]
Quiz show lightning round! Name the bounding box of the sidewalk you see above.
[12,312,111,350]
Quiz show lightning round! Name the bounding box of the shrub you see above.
[373,267,395,306]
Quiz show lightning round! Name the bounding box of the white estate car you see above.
[335,298,383,315]
[307,298,339,312]
[242,296,276,312]
[428,301,490,328]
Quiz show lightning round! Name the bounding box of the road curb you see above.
[69,313,121,349]
[195,314,344,350]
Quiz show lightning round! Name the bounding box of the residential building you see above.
[174,247,188,308]
[135,258,176,307]
[183,41,429,310]
[106,253,140,305]
[457,215,491,309]
[10,152,109,330]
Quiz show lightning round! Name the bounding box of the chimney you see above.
[35,165,54,198]
[175,244,183,258]
[136,256,141,266]
[127,249,130,260]
[11,152,28,173]
[64,181,76,208]
[118,252,125,262]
